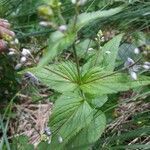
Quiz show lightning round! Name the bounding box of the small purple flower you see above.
[58,25,67,32]
[124,58,139,80]
[124,57,134,68]
[24,72,39,85]
[44,127,51,136]
[143,62,150,70]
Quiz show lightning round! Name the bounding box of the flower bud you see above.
[58,25,67,32]
[143,62,150,70]
[39,21,52,27]
[88,48,94,51]
[58,136,63,143]
[38,5,53,20]
[101,36,105,42]
[20,56,27,63]
[130,71,137,80]
[8,51,15,56]
[144,62,150,66]
[134,47,140,54]
[44,127,51,136]
[15,63,22,70]
[105,51,111,54]
[9,48,16,52]
[21,48,31,56]
[71,0,87,6]
[14,38,19,44]
[124,57,134,68]
[10,38,19,45]
[143,65,150,70]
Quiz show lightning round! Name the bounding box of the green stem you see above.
[72,43,81,82]
[73,4,79,31]
[0,116,10,150]
[57,8,66,24]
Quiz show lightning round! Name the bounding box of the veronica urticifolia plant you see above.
[23,0,150,149]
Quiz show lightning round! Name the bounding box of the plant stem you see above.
[73,4,79,31]
[72,43,81,81]
[57,7,66,25]
[0,116,10,150]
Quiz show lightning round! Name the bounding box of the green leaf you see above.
[99,34,124,72]
[91,95,108,108]
[80,68,150,95]
[118,43,140,62]
[82,34,123,72]
[32,61,79,92]
[39,31,76,66]
[76,6,125,30]
[33,62,150,96]
[76,39,92,58]
[66,110,106,150]
[50,93,93,146]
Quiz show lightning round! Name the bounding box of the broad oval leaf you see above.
[39,31,76,66]
[83,34,123,72]
[66,110,106,150]
[80,67,150,95]
[32,61,79,92]
[91,95,108,108]
[99,33,124,72]
[49,93,93,147]
[75,6,125,30]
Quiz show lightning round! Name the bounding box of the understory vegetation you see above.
[0,0,150,150]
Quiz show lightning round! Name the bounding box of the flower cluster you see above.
[124,57,150,80]
[15,48,31,70]
[143,62,150,70]
[41,127,52,144]
[41,127,63,144]
[7,38,19,56]
[95,30,105,42]
[124,58,139,80]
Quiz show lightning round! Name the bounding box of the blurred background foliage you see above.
[0,0,149,39]
[0,0,150,149]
